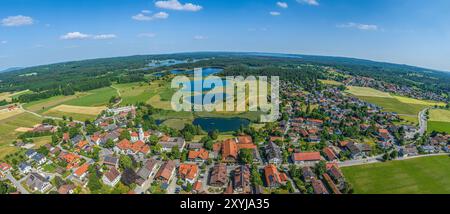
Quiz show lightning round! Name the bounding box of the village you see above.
[0,81,449,195]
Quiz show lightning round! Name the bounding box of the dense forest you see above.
[0,52,449,103]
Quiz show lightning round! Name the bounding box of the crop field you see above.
[63,87,117,107]
[48,105,106,115]
[319,79,343,86]
[0,90,31,102]
[345,86,440,124]
[342,155,450,194]
[0,108,25,121]
[23,93,86,113]
[346,86,392,98]
[427,109,450,133]
[0,112,43,159]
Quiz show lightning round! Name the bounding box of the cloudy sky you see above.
[1,0,450,71]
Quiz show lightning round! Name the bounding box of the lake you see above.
[171,67,223,76]
[193,117,250,132]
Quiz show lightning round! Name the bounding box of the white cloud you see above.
[1,40,7,44]
[277,2,288,9]
[297,0,319,6]
[1,15,34,27]
[155,0,202,12]
[60,32,117,40]
[270,11,281,16]
[60,32,90,40]
[138,33,156,38]
[132,12,169,21]
[93,34,117,40]
[194,35,207,40]
[141,10,151,14]
[337,22,379,31]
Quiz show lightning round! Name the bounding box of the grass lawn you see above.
[63,87,117,107]
[428,121,450,133]
[42,110,98,122]
[342,155,450,194]
[0,112,43,159]
[161,119,191,130]
[427,109,450,133]
[114,82,159,105]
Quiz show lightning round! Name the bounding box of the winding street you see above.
[418,108,429,136]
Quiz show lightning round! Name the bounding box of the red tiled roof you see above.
[292,152,321,162]
[323,147,338,160]
[188,149,209,160]
[178,164,198,180]
[74,163,89,177]
[237,136,252,144]
[222,139,238,161]
[264,164,282,187]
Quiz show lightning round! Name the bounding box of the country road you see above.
[418,108,429,136]
[5,172,29,194]
[19,105,83,124]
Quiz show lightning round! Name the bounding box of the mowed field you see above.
[0,112,43,159]
[342,155,450,194]
[346,86,444,124]
[428,109,450,133]
[0,90,31,102]
[114,82,160,106]
[42,105,106,121]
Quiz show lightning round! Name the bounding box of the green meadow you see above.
[342,155,450,194]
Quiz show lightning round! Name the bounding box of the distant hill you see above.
[0,52,448,99]
[0,67,23,73]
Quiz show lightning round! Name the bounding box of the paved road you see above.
[418,108,429,136]
[5,172,29,194]
[20,105,84,124]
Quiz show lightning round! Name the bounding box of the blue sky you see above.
[1,0,450,71]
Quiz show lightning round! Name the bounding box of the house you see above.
[233,165,251,194]
[0,163,11,173]
[155,160,176,183]
[73,163,90,180]
[209,164,228,187]
[102,167,121,187]
[193,181,203,194]
[103,155,119,168]
[32,153,47,165]
[19,162,32,174]
[292,152,321,165]
[327,165,345,188]
[188,149,209,162]
[421,145,437,154]
[322,173,341,194]
[399,146,419,157]
[222,139,238,162]
[301,166,315,182]
[265,141,282,165]
[58,184,75,194]
[264,164,285,188]
[311,178,329,194]
[114,139,150,156]
[159,137,186,152]
[322,147,338,161]
[26,172,51,193]
[178,164,198,184]
[25,149,37,159]
[137,159,158,180]
[121,168,140,186]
